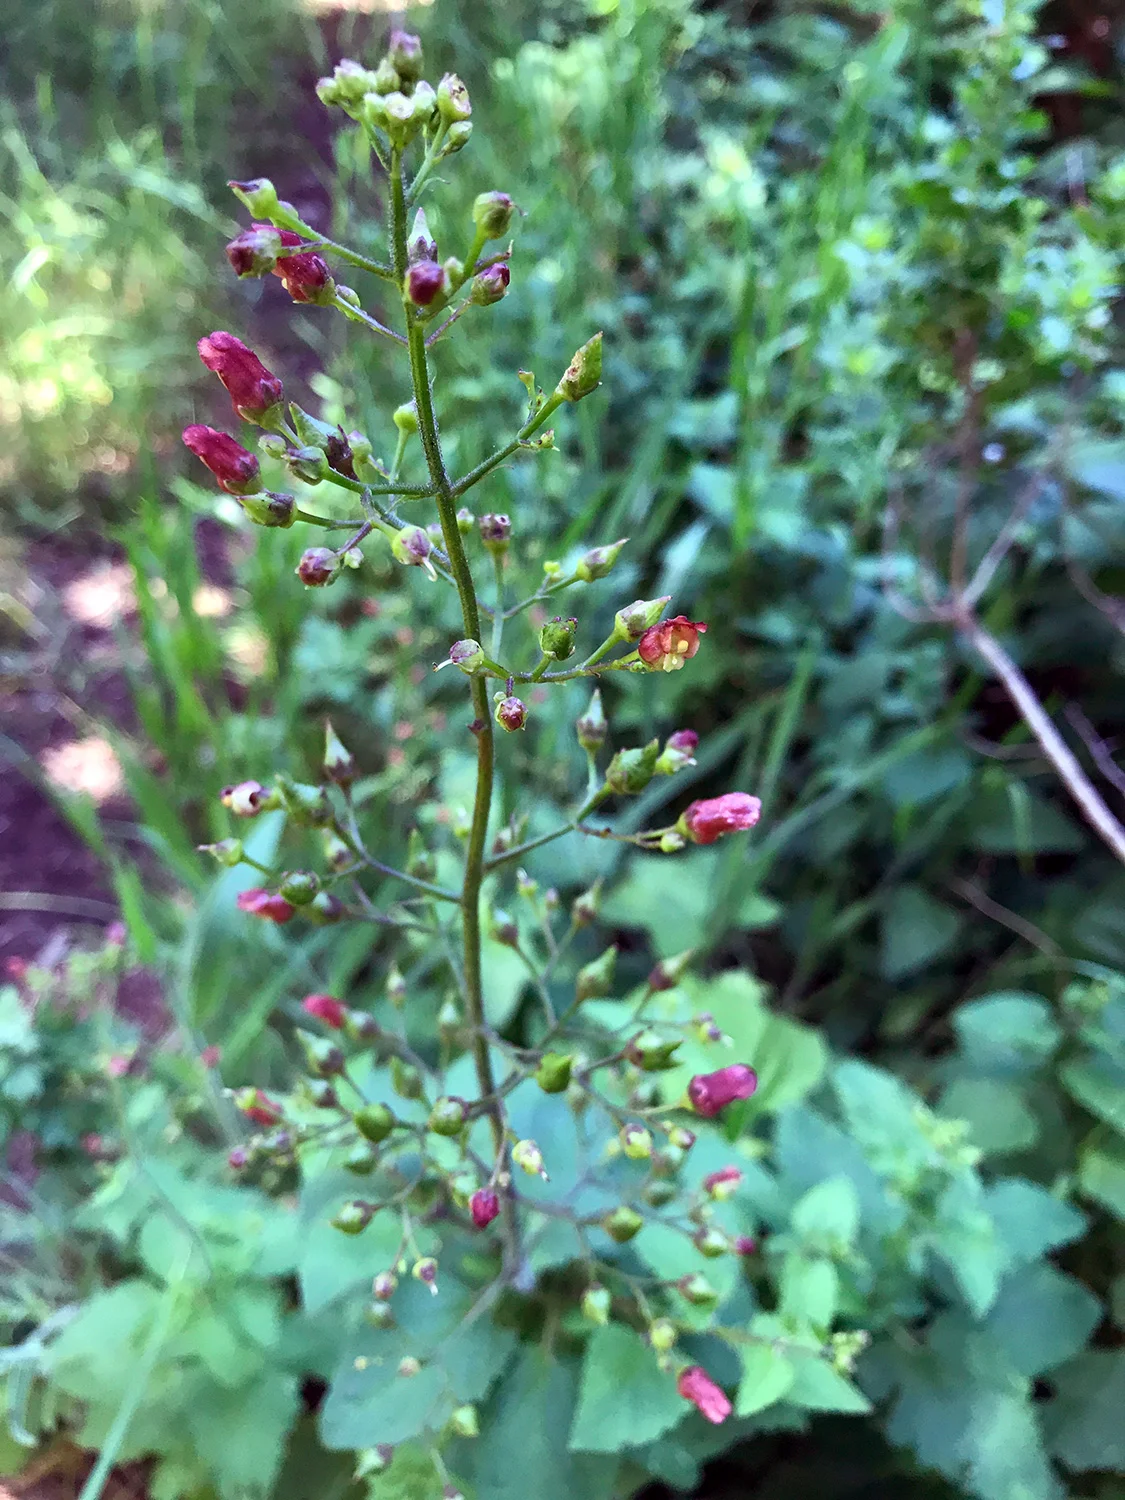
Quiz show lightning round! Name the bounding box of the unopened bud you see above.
[677,1272,719,1308]
[386,964,407,1008]
[444,119,473,153]
[479,512,511,553]
[557,332,603,402]
[654,730,699,776]
[620,1123,653,1160]
[298,1030,345,1077]
[345,1142,378,1175]
[660,831,687,852]
[305,1079,338,1108]
[438,998,462,1036]
[575,689,607,752]
[406,828,435,882]
[490,908,519,946]
[355,1446,394,1479]
[495,694,528,733]
[200,837,244,867]
[398,1355,422,1378]
[693,1012,725,1045]
[316,60,382,110]
[393,401,419,433]
[228,177,281,218]
[576,945,617,1002]
[648,949,694,991]
[297,547,342,587]
[364,1300,395,1329]
[354,1103,396,1143]
[472,191,515,239]
[572,880,602,926]
[450,1403,479,1438]
[576,538,627,583]
[323,720,356,787]
[438,638,484,674]
[391,1056,423,1100]
[539,616,578,661]
[650,1319,677,1353]
[625,1030,682,1072]
[279,870,320,906]
[643,1179,677,1207]
[456,507,475,534]
[412,1257,439,1293]
[535,1052,573,1094]
[332,1200,375,1235]
[309,891,345,926]
[606,740,661,795]
[614,596,670,642]
[437,73,472,123]
[387,29,422,80]
[693,1226,730,1259]
[391,525,434,572]
[668,1125,697,1152]
[603,1206,644,1243]
[581,1284,612,1325]
[470,264,510,305]
[407,259,447,308]
[428,1096,467,1137]
[512,1139,547,1179]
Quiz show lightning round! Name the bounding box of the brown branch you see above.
[1065,702,1125,800]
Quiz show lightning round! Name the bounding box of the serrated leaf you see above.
[952,992,1061,1075]
[569,1324,685,1453]
[785,1358,872,1414]
[983,1264,1100,1377]
[939,1078,1040,1153]
[987,1179,1086,1264]
[1047,1350,1125,1472]
[779,1254,838,1328]
[790,1176,860,1249]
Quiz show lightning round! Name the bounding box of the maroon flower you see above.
[182,425,261,494]
[687,1064,758,1118]
[259,225,334,303]
[407,260,446,307]
[495,695,528,733]
[703,1165,743,1198]
[296,548,341,587]
[469,1188,501,1229]
[667,729,699,755]
[637,615,707,672]
[470,264,510,306]
[234,1087,284,1126]
[680,792,762,846]
[236,888,296,924]
[677,1366,731,1425]
[733,1235,758,1255]
[303,993,348,1029]
[225,225,283,278]
[198,331,283,420]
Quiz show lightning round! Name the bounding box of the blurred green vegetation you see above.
[4,0,1125,1497]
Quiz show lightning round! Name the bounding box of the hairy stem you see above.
[389,149,520,1269]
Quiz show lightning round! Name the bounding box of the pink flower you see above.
[265,226,334,303]
[200,1045,222,1068]
[236,888,296,924]
[677,1365,731,1424]
[703,1166,743,1199]
[182,425,261,494]
[407,260,446,307]
[234,1087,283,1126]
[197,331,283,420]
[733,1235,758,1255]
[469,1188,501,1229]
[680,792,761,846]
[687,1064,758,1118]
[303,993,348,1029]
[637,615,707,672]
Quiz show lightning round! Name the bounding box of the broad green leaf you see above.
[790,1176,860,1249]
[779,1254,838,1328]
[879,886,961,980]
[952,993,1061,1075]
[1060,1054,1125,1135]
[939,1079,1039,1153]
[0,987,35,1052]
[736,1343,795,1416]
[569,1324,685,1453]
[773,1106,905,1235]
[1047,1350,1125,1472]
[785,1358,872,1415]
[987,1179,1086,1264]
[932,1176,1008,1317]
[1078,1138,1125,1218]
[983,1264,1101,1377]
[185,1368,300,1496]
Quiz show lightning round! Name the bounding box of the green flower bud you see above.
[437,72,471,123]
[388,29,423,81]
[668,1126,697,1152]
[556,332,603,402]
[304,1078,339,1109]
[394,401,419,434]
[659,830,687,853]
[412,1257,439,1292]
[605,739,661,795]
[677,1272,719,1307]
[398,1355,422,1378]
[373,1271,399,1302]
[576,537,627,582]
[535,1052,573,1094]
[643,1179,677,1208]
[650,1319,677,1353]
[456,507,475,534]
[391,1056,423,1100]
[239,491,296,528]
[575,689,607,752]
[355,1446,394,1479]
[279,870,320,906]
[648,949,695,992]
[603,1206,644,1243]
[653,1145,686,1177]
[624,1029,682,1072]
[576,945,617,1002]
[450,1403,479,1438]
[693,1226,730,1259]
[332,1200,374,1235]
[444,119,473,153]
[228,177,280,218]
[572,879,602,926]
[199,837,243,867]
[539,616,578,661]
[438,998,462,1036]
[620,1123,653,1160]
[298,1029,345,1078]
[386,964,407,1008]
[354,1103,396,1143]
[345,1142,379,1175]
[276,777,332,826]
[391,524,433,572]
[323,720,356,787]
[472,191,515,239]
[411,79,437,123]
[581,1284,612,1325]
[512,1139,547,1178]
[309,891,344,925]
[364,1299,395,1330]
[428,1096,468,1137]
[316,61,382,109]
[490,908,519,946]
[614,596,670,642]
[371,58,400,94]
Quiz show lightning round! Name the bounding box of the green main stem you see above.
[390,150,518,1268]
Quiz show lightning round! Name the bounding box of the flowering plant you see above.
[177,29,879,1491]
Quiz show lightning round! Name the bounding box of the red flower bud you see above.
[234,1087,284,1126]
[733,1235,758,1255]
[687,1064,757,1117]
[198,331,284,420]
[677,1365,731,1425]
[182,425,261,494]
[236,888,296,924]
[667,729,698,755]
[680,793,762,845]
[637,615,707,673]
[225,225,282,278]
[469,1187,501,1229]
[470,263,510,306]
[703,1166,743,1199]
[495,695,528,732]
[407,259,446,307]
[258,225,334,303]
[303,993,348,1029]
[296,547,342,587]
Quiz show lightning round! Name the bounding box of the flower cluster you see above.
[179,26,788,1486]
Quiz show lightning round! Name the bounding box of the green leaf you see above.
[455,1348,619,1500]
[952,992,1061,1075]
[779,1254,838,1328]
[1078,1137,1125,1218]
[939,1079,1040,1153]
[879,886,961,980]
[790,1176,860,1249]
[735,1344,795,1416]
[185,1368,300,1497]
[932,1176,1008,1317]
[983,1264,1101,1377]
[1060,1053,1125,1135]
[785,1359,872,1415]
[0,986,35,1053]
[569,1324,685,1453]
[987,1179,1087,1264]
[1047,1350,1125,1473]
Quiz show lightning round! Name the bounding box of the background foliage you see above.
[3,0,1125,1497]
